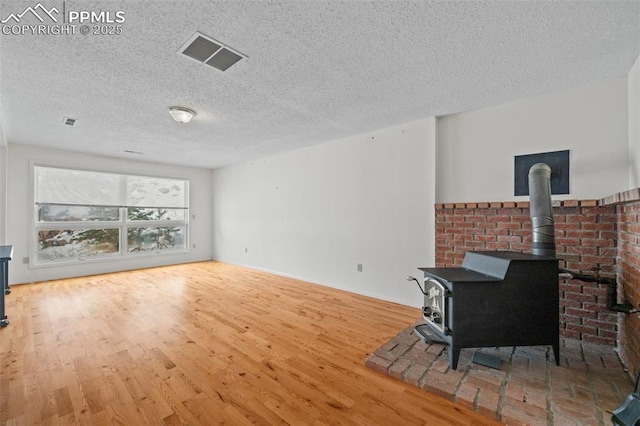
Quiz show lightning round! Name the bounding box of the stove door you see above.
[422,278,448,335]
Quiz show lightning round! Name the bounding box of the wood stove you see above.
[410,163,561,370]
[416,250,559,370]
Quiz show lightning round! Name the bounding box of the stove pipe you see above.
[528,163,555,257]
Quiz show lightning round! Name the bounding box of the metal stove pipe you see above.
[528,163,555,257]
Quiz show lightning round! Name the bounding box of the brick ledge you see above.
[434,200,598,209]
[435,187,640,209]
[599,188,640,206]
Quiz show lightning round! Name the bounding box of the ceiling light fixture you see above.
[168,106,196,124]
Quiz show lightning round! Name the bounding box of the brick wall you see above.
[435,200,618,346]
[616,201,640,374]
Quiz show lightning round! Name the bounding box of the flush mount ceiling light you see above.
[168,106,196,124]
[178,32,245,72]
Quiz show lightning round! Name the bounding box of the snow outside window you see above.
[34,166,189,264]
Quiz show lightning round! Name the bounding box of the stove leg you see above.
[552,341,560,366]
[449,346,461,370]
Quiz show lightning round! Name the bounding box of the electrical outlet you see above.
[245,247,248,253]
[357,263,362,272]
[22,257,29,264]
[192,243,196,249]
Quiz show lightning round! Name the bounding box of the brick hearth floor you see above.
[365,321,635,425]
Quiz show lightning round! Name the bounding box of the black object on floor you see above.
[612,369,640,425]
[471,351,502,370]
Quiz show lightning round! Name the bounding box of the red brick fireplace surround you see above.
[435,189,640,375]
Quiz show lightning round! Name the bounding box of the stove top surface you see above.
[418,267,500,282]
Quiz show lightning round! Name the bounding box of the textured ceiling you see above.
[0,0,639,169]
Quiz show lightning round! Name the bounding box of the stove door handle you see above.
[406,276,427,295]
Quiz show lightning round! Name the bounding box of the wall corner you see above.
[628,55,640,188]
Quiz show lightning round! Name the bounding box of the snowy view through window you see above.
[35,167,188,263]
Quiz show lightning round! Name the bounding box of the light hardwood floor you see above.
[0,262,499,425]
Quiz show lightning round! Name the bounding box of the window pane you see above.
[127,207,185,221]
[38,204,120,222]
[34,166,189,265]
[127,176,187,208]
[127,226,186,252]
[37,229,120,261]
[36,167,121,206]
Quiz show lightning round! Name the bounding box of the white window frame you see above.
[32,164,189,266]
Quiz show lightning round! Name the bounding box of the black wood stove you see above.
[412,163,561,370]
[415,250,559,370]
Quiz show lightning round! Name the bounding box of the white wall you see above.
[629,56,640,188]
[212,118,436,307]
[436,77,629,203]
[6,143,213,284]
[0,123,6,245]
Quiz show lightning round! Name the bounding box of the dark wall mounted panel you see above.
[514,150,569,196]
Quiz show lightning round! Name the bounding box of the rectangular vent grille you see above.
[62,117,77,126]
[178,32,244,72]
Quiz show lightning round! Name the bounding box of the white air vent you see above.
[62,117,77,126]
[178,32,245,72]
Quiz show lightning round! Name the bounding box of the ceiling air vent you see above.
[178,32,245,72]
[62,117,77,126]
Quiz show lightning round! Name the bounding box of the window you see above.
[34,166,188,264]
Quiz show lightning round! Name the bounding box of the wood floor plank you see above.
[0,261,501,425]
